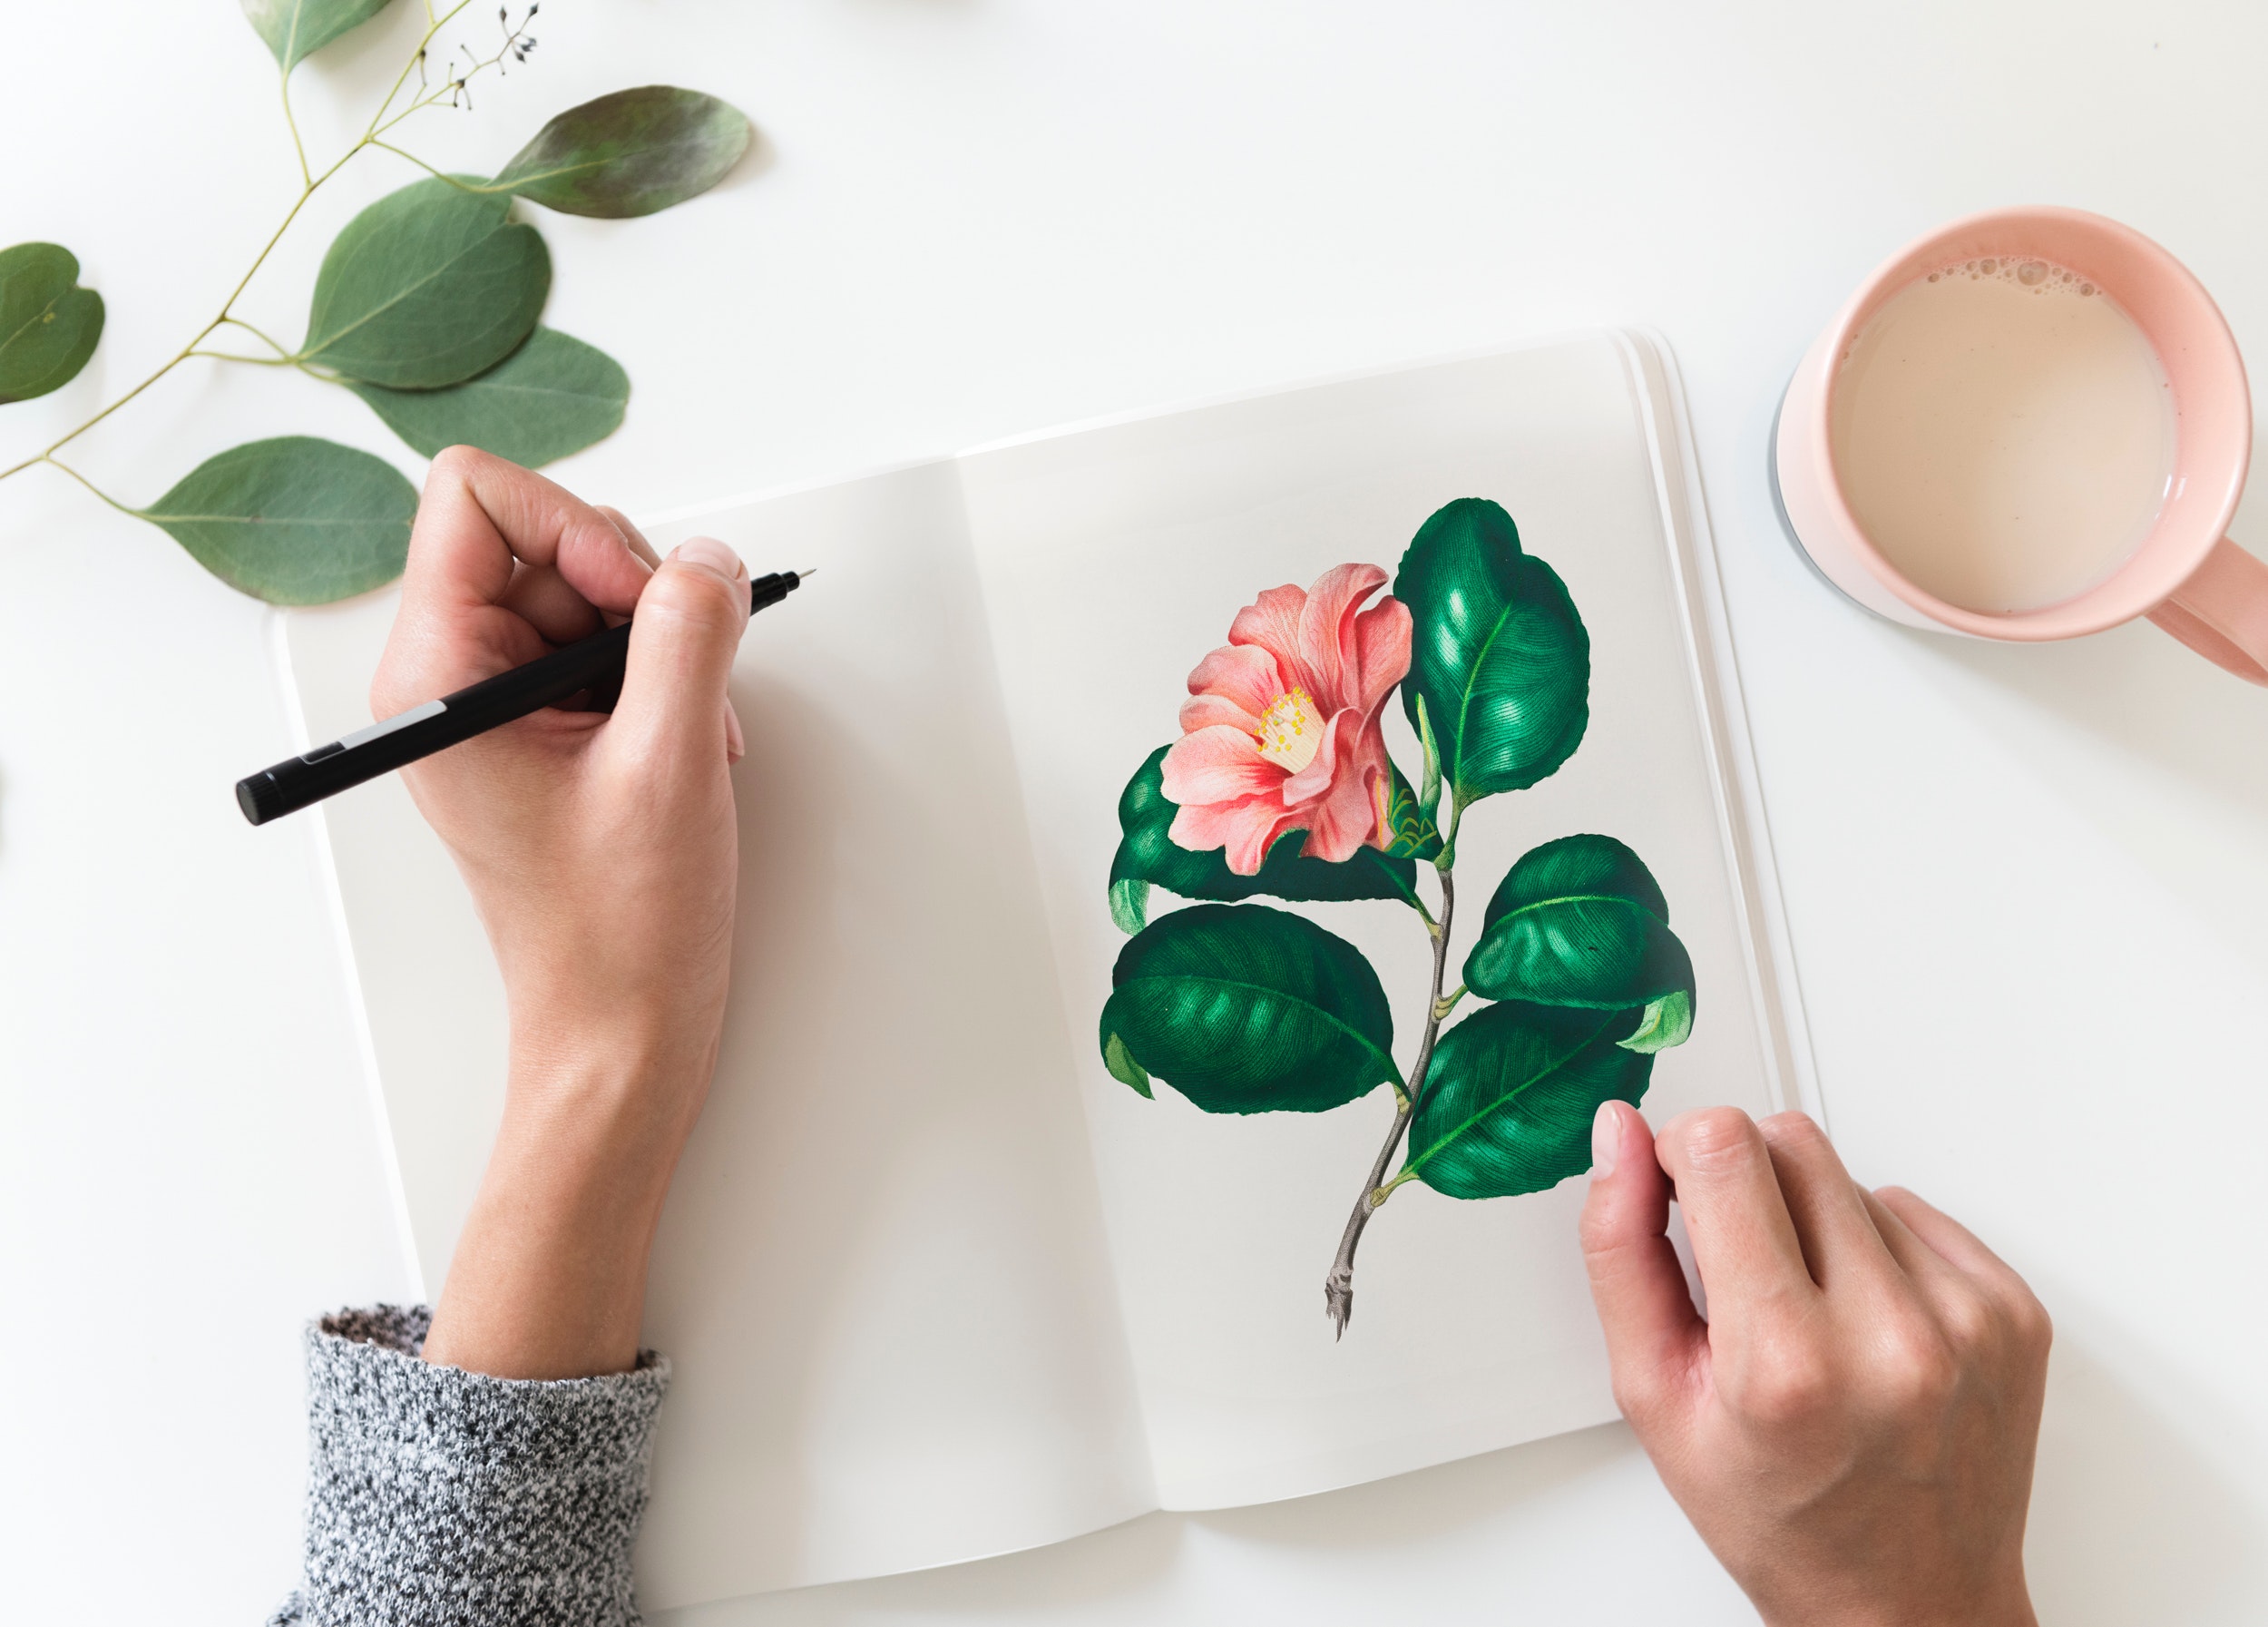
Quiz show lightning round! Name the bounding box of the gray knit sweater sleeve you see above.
[269,1305,671,1627]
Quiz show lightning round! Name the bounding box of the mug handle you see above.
[2146,538,2268,686]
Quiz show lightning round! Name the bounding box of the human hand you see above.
[1580,1104,2050,1627]
[369,447,752,1379]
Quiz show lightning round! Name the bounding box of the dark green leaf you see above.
[0,243,103,404]
[242,0,396,71]
[139,436,415,604]
[349,327,627,465]
[301,177,549,388]
[1401,1001,1652,1199]
[1099,903,1398,1113]
[1106,745,1420,931]
[1395,498,1589,805]
[1463,834,1696,1034]
[494,86,754,218]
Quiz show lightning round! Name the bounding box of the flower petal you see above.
[1184,641,1282,720]
[1295,714,1391,862]
[1178,692,1265,735]
[1228,583,1317,695]
[1295,563,1389,711]
[1161,724,1283,807]
[1170,794,1300,876]
[1347,593,1413,719]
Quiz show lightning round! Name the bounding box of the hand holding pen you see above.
[355,446,761,1379]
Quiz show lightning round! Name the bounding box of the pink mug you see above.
[1773,205,2268,685]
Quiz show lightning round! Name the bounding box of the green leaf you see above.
[1414,691,1442,824]
[1401,1001,1653,1199]
[241,0,396,71]
[0,243,104,404]
[1109,877,1151,935]
[1395,498,1589,805]
[1376,760,1443,860]
[139,436,415,605]
[349,327,627,465]
[494,86,754,219]
[1101,1031,1153,1097]
[301,177,549,389]
[1462,834,1696,1036]
[1100,903,1399,1113]
[1106,745,1420,929]
[1619,989,1693,1054]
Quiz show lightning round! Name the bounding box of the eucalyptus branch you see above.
[40,456,132,514]
[1324,866,1457,1338]
[0,2,509,493]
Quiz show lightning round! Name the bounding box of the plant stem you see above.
[1324,866,1457,1338]
[41,456,134,514]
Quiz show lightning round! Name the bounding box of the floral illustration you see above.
[1100,498,1696,1337]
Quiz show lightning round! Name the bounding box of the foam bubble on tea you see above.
[1831,256,2175,613]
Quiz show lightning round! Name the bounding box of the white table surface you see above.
[6,3,2265,1622]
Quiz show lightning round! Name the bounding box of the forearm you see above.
[424,1028,718,1379]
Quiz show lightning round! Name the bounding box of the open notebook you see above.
[277,329,1815,1612]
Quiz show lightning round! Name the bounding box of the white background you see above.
[4,3,2264,1622]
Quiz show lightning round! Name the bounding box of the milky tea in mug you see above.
[1829,256,2176,614]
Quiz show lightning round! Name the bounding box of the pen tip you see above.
[797,567,818,579]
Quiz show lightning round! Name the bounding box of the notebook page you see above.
[959,331,1786,1509]
[278,460,1153,1607]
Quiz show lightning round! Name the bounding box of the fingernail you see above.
[1591,1101,1621,1179]
[724,699,745,763]
[670,536,746,582]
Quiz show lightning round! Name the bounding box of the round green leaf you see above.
[1401,1000,1652,1199]
[139,436,415,605]
[1462,833,1696,1032]
[1099,903,1398,1113]
[301,177,550,389]
[350,327,628,466]
[1106,745,1422,930]
[494,86,754,219]
[1394,498,1589,805]
[0,243,104,404]
[241,0,396,71]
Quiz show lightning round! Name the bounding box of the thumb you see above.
[1579,1101,1705,1426]
[611,536,749,759]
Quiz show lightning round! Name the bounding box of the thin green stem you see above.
[1432,984,1467,1023]
[41,456,135,515]
[371,141,469,186]
[279,67,312,187]
[221,315,298,359]
[190,349,298,366]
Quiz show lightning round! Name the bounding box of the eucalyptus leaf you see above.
[0,243,104,404]
[301,177,549,389]
[1401,1000,1653,1199]
[1395,497,1589,806]
[1107,745,1420,930]
[242,0,396,71]
[350,327,627,465]
[1099,903,1399,1113]
[494,86,754,218]
[139,436,415,604]
[1462,833,1696,1029]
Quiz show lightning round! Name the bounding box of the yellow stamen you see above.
[1256,687,1325,773]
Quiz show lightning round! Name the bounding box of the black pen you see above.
[236,569,811,827]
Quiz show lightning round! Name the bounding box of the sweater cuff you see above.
[288,1304,670,1627]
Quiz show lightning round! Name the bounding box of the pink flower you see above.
[1161,564,1413,876]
